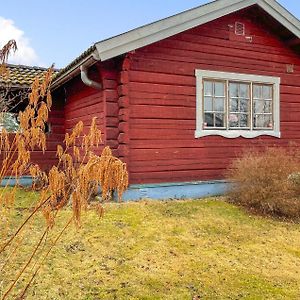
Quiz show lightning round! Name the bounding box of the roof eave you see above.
[51,50,98,91]
[96,0,258,61]
[52,0,300,89]
[258,0,300,37]
[96,0,300,62]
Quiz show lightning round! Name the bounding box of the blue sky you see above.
[0,0,298,68]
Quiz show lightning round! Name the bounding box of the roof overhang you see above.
[96,0,257,61]
[52,0,300,90]
[95,0,300,61]
[51,50,98,91]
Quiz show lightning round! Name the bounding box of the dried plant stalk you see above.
[0,41,128,299]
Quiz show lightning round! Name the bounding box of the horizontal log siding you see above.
[0,100,65,176]
[100,67,120,155]
[64,73,105,156]
[36,101,65,171]
[128,11,300,184]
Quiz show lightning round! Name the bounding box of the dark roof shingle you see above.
[0,64,59,88]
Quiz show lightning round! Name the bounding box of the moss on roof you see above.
[0,64,60,88]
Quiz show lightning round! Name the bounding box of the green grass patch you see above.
[1,191,300,299]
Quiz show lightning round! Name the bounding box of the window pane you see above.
[240,84,249,98]
[203,80,226,129]
[263,85,272,99]
[204,81,213,96]
[214,82,225,97]
[229,114,239,128]
[240,114,249,127]
[253,85,262,99]
[264,115,273,128]
[254,115,272,128]
[254,115,263,128]
[204,113,214,127]
[215,113,224,127]
[229,83,238,97]
[214,98,225,112]
[253,83,273,130]
[240,99,249,112]
[204,97,213,111]
[230,99,239,112]
[253,100,264,113]
[264,101,272,113]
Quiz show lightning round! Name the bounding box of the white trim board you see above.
[95,0,300,62]
[195,69,281,139]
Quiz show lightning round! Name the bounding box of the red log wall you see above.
[64,67,105,156]
[126,11,300,184]
[30,100,64,172]
[1,100,64,175]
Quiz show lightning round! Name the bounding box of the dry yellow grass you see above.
[1,190,300,299]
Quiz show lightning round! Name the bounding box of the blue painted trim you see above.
[0,176,230,202]
[120,180,230,201]
[0,176,33,187]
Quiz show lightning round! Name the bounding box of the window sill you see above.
[195,130,281,139]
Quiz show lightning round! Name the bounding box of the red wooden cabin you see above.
[49,0,300,200]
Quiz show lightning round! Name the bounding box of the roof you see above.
[53,45,95,84]
[0,64,60,89]
[52,0,300,89]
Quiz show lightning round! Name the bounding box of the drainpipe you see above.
[80,52,102,90]
[80,64,102,90]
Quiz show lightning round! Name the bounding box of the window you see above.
[0,112,51,134]
[195,70,280,139]
[0,112,20,133]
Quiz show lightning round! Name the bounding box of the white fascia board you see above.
[258,0,300,38]
[95,0,300,62]
[96,0,257,61]
[51,54,96,91]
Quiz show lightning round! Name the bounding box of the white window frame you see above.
[195,70,281,139]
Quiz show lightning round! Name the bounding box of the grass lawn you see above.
[1,189,300,299]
